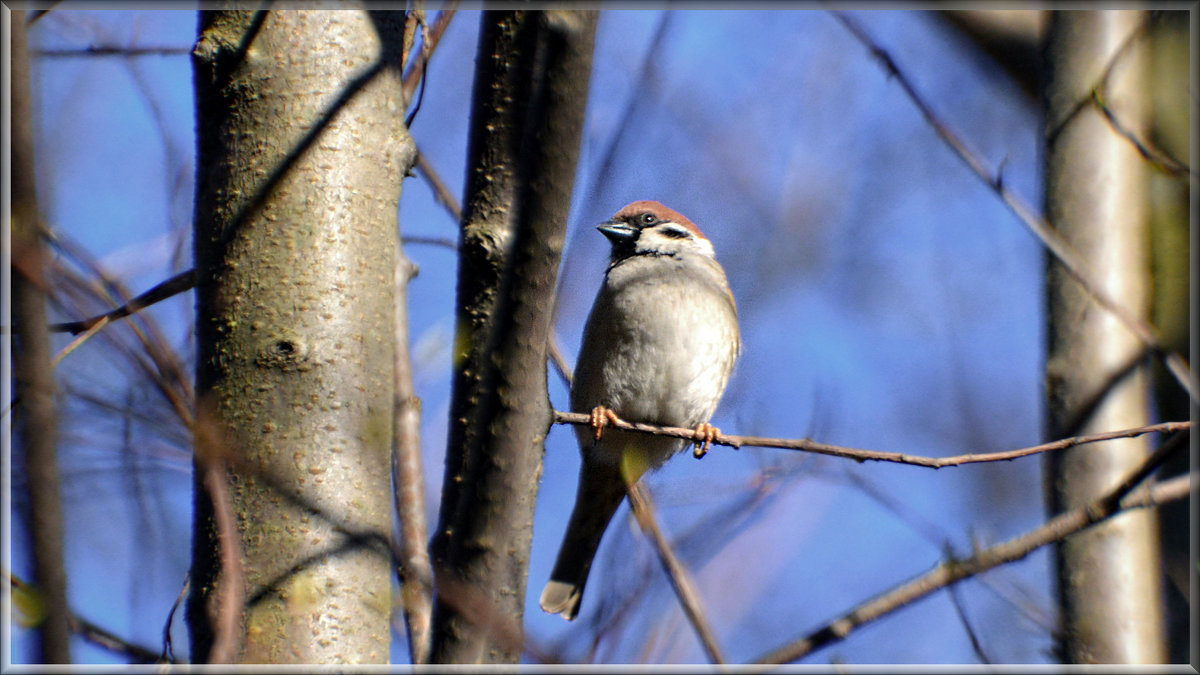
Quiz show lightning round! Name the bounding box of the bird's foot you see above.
[590,406,621,442]
[692,422,720,458]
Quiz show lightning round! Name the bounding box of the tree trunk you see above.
[1043,9,1166,664]
[430,10,597,664]
[188,8,412,663]
[10,8,73,664]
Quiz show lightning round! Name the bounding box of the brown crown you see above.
[611,200,707,240]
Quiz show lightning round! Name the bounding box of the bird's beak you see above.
[597,221,637,244]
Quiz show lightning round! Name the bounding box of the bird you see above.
[540,200,741,621]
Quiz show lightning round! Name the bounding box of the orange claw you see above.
[590,406,621,442]
[692,422,719,459]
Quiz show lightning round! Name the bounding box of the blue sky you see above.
[11,7,1061,664]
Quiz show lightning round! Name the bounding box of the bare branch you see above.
[194,400,245,665]
[830,10,1194,401]
[626,482,726,664]
[198,460,242,665]
[162,578,189,663]
[947,579,991,664]
[753,432,1189,664]
[1091,88,1192,177]
[50,269,196,335]
[414,148,463,223]
[402,5,458,128]
[70,613,166,664]
[392,248,434,664]
[43,240,195,428]
[33,45,192,57]
[8,573,166,664]
[547,330,573,390]
[553,410,1187,469]
[48,226,458,341]
[12,14,71,661]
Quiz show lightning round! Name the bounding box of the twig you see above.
[12,16,71,661]
[626,482,727,665]
[33,46,191,58]
[1091,88,1192,177]
[1070,17,1189,178]
[200,459,242,664]
[831,11,1195,402]
[753,431,1189,664]
[162,577,189,663]
[45,233,454,343]
[43,243,195,428]
[547,329,573,390]
[403,234,459,250]
[70,613,165,663]
[402,5,457,128]
[553,410,1187,469]
[50,268,195,335]
[415,148,463,223]
[392,247,434,665]
[194,398,244,664]
[26,5,59,25]
[8,572,166,663]
[946,575,991,664]
[50,315,110,367]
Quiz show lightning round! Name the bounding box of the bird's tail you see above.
[539,460,628,621]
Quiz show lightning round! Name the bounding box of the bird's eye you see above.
[640,213,656,225]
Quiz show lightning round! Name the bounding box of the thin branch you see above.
[162,577,189,663]
[404,234,459,250]
[43,242,195,428]
[753,432,1189,664]
[414,148,463,223]
[50,269,196,335]
[947,576,991,664]
[547,330,573,390]
[401,6,420,77]
[11,14,71,662]
[200,460,241,664]
[1091,88,1192,177]
[70,613,166,664]
[392,248,434,665]
[626,482,726,665]
[33,45,192,57]
[47,230,456,340]
[194,401,245,665]
[553,410,1187,469]
[830,10,1195,402]
[402,5,458,128]
[51,316,110,367]
[27,5,60,25]
[8,572,166,664]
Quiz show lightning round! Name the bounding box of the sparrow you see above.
[540,200,741,620]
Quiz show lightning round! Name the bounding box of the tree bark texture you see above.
[189,9,412,663]
[9,8,73,664]
[430,10,598,664]
[1043,10,1166,664]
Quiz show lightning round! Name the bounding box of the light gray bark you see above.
[1043,10,1166,664]
[189,9,412,663]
